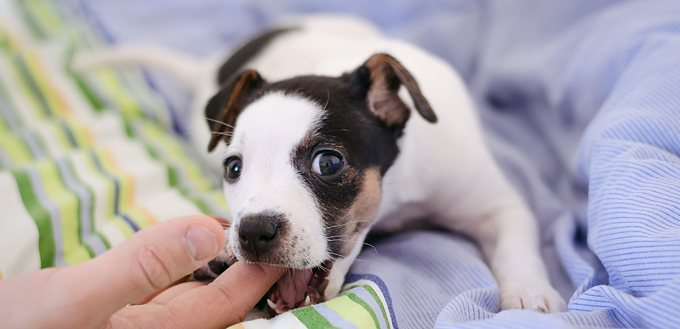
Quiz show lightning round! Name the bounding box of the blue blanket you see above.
[75,0,680,327]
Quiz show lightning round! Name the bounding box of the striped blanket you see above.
[0,0,230,274]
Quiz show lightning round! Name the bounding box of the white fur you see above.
[72,15,565,313]
[70,45,204,90]
[324,225,372,299]
[224,92,328,268]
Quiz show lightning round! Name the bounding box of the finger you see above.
[170,263,285,328]
[108,262,285,329]
[146,281,206,305]
[133,275,191,305]
[63,215,225,327]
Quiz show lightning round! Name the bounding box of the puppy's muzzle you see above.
[238,212,283,260]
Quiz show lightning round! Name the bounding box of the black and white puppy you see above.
[74,16,565,315]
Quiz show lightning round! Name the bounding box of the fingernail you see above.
[184,226,218,261]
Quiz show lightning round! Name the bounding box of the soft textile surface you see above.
[2,0,680,328]
[0,0,229,274]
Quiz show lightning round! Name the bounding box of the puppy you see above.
[74,16,565,315]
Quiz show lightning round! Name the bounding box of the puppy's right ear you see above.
[351,53,437,131]
[205,70,264,152]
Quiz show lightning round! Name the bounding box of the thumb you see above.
[67,215,225,324]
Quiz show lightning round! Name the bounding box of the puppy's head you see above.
[205,53,436,312]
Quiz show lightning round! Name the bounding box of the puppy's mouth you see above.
[193,260,333,315]
[266,260,333,315]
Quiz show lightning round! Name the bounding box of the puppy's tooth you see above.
[267,299,277,310]
[305,295,311,306]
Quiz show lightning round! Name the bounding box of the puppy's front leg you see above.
[468,200,566,312]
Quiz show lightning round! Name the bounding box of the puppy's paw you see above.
[192,228,235,281]
[323,274,344,302]
[499,282,566,313]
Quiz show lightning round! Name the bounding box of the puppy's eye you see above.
[312,151,343,175]
[224,157,242,180]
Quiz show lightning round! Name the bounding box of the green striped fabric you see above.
[0,2,393,328]
[0,0,228,277]
[230,280,394,329]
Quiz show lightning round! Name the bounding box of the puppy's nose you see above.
[238,213,282,258]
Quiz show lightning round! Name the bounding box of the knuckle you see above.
[137,245,173,291]
[164,306,187,329]
[213,285,250,323]
[100,319,114,329]
[215,283,239,306]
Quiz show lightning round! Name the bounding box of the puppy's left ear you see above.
[358,53,437,128]
[206,70,264,152]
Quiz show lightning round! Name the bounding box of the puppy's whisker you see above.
[325,220,372,230]
[326,239,365,246]
[327,239,378,253]
[210,130,234,135]
[324,234,357,239]
[326,251,367,263]
[326,233,356,237]
[211,132,234,137]
[363,242,379,255]
[316,264,330,272]
[323,89,330,112]
[326,234,359,239]
[205,117,235,129]
[328,252,365,262]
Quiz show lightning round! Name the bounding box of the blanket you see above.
[2,0,680,328]
[0,0,229,274]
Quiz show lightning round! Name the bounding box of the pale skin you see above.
[0,215,285,329]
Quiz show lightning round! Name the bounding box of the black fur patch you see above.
[217,27,298,85]
[239,72,403,257]
[213,65,419,259]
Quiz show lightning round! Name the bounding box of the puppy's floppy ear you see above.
[206,70,264,152]
[358,53,437,128]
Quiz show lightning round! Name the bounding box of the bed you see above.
[1,0,679,328]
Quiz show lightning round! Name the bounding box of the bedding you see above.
[1,0,680,328]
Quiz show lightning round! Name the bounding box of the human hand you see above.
[0,215,285,329]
